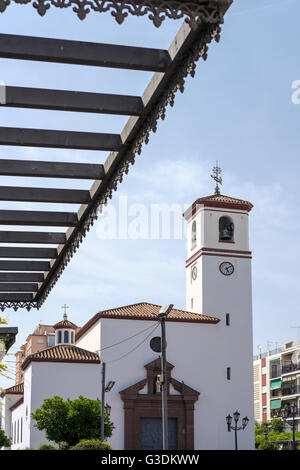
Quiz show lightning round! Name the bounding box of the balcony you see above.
[281,362,300,375]
[270,368,282,378]
[282,385,300,397]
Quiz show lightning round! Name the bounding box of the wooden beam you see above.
[0,210,78,226]
[0,247,57,258]
[0,127,122,151]
[0,261,50,271]
[0,293,33,301]
[0,160,104,179]
[0,186,91,204]
[5,87,144,116]
[0,273,44,282]
[0,34,171,72]
[0,283,38,292]
[0,231,66,244]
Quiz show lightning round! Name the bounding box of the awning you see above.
[270,399,282,410]
[270,379,282,390]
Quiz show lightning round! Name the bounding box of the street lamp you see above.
[158,304,173,451]
[226,411,249,450]
[105,403,111,418]
[100,362,115,442]
[281,404,298,450]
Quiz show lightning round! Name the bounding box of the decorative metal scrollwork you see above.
[0,0,229,29]
[0,301,37,311]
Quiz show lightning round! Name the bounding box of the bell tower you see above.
[183,165,255,448]
[184,164,253,316]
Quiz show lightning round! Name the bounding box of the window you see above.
[64,330,69,343]
[227,367,231,380]
[71,331,74,344]
[219,216,234,242]
[191,298,193,309]
[48,335,55,347]
[191,220,197,248]
[226,313,230,326]
[57,331,62,344]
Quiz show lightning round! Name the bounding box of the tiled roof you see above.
[76,302,219,341]
[53,319,77,330]
[184,193,253,219]
[21,344,100,371]
[1,382,24,397]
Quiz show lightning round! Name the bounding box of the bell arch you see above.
[219,216,234,242]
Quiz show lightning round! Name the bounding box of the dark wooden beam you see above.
[0,160,104,179]
[0,247,57,258]
[5,87,144,116]
[0,273,44,282]
[0,186,91,204]
[0,127,122,151]
[0,261,50,271]
[0,231,66,244]
[0,34,171,72]
[0,283,38,292]
[0,293,33,301]
[0,210,78,226]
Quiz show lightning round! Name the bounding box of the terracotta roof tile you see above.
[21,344,100,371]
[76,302,219,342]
[53,319,77,330]
[1,382,24,397]
[184,193,253,219]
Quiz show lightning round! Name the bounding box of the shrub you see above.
[70,439,113,450]
[38,443,57,450]
[0,429,11,448]
[257,439,279,451]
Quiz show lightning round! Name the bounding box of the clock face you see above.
[192,266,197,280]
[219,261,234,276]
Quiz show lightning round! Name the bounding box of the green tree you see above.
[0,428,11,448]
[32,395,114,448]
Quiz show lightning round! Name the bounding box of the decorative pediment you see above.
[120,357,199,399]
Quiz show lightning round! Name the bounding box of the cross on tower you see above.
[61,304,69,320]
[211,161,222,195]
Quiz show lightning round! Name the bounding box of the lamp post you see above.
[100,361,115,442]
[158,304,173,451]
[281,403,298,450]
[226,411,249,450]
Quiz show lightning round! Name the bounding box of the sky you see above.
[1,0,300,386]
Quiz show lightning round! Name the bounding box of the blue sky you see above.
[1,0,300,385]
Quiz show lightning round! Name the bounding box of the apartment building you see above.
[15,325,56,384]
[254,340,300,429]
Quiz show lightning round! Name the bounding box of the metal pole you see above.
[101,362,106,442]
[293,413,296,451]
[161,317,168,450]
[234,424,238,451]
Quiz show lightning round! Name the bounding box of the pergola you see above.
[0,0,232,311]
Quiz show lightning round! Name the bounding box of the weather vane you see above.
[211,161,222,195]
[61,304,69,319]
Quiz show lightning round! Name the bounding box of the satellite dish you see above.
[291,349,300,365]
[150,336,162,353]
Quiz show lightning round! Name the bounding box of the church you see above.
[1,180,255,450]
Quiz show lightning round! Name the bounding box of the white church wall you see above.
[10,402,24,450]
[24,361,101,449]
[99,317,254,450]
[1,394,22,449]
[76,318,101,353]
